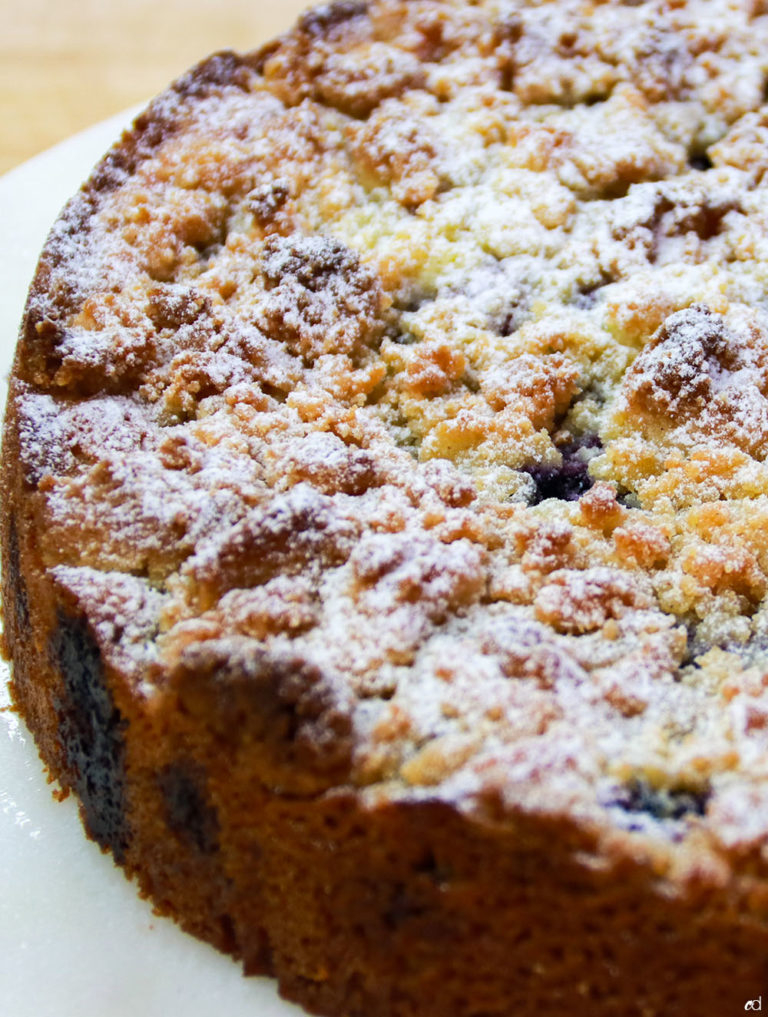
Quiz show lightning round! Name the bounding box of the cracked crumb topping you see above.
[10,0,768,866]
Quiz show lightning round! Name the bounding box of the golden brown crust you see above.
[7,1,768,1014]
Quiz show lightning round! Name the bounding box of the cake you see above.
[5,1,768,1013]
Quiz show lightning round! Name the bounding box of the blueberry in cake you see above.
[5,1,768,1015]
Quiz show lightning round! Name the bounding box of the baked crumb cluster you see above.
[15,0,768,861]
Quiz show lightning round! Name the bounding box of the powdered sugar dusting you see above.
[9,0,768,858]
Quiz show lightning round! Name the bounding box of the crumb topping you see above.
[12,0,768,859]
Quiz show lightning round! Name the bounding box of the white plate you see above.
[0,111,304,1017]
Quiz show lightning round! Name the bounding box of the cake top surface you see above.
[11,0,768,878]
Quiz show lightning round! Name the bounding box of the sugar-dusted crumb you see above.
[11,0,768,860]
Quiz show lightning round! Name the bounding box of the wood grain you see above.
[0,0,312,175]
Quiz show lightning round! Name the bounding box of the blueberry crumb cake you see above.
[6,1,768,1014]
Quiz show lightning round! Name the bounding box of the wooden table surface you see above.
[1,0,313,175]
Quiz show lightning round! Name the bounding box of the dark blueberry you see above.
[6,518,29,631]
[51,612,129,862]
[689,153,713,171]
[610,778,710,823]
[158,762,219,854]
[384,884,428,929]
[522,436,601,504]
[684,624,768,671]
[524,461,592,503]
